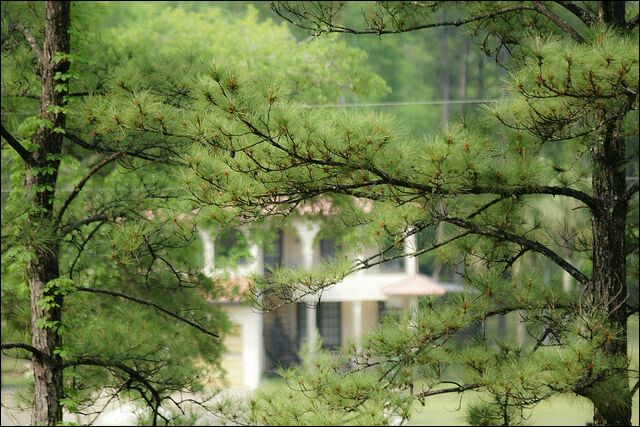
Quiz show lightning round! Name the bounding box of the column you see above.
[352,300,363,353]
[404,230,418,275]
[248,242,262,274]
[516,310,526,347]
[405,230,420,326]
[513,259,525,346]
[562,270,572,293]
[306,303,317,347]
[243,310,264,390]
[199,229,215,277]
[293,221,322,347]
[240,226,263,275]
[295,221,321,270]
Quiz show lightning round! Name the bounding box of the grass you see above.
[0,356,31,389]
[407,391,595,426]
[408,314,639,426]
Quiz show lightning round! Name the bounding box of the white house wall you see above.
[282,227,303,268]
[320,273,409,302]
[224,305,263,390]
[340,301,379,347]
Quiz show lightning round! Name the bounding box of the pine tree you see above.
[1,2,236,424]
[1,2,388,425]
[175,2,638,425]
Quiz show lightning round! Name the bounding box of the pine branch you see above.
[620,181,639,208]
[444,216,590,285]
[271,2,536,35]
[2,92,95,100]
[470,185,597,211]
[220,87,599,212]
[572,368,623,395]
[62,213,110,234]
[553,1,596,25]
[68,221,106,279]
[1,123,31,162]
[56,152,124,224]
[532,1,584,43]
[1,342,47,361]
[65,91,95,98]
[13,23,43,64]
[63,356,162,423]
[501,247,530,276]
[2,93,40,100]
[417,382,481,399]
[74,286,220,339]
[273,2,592,41]
[352,230,470,273]
[64,132,182,165]
[627,14,639,29]
[251,177,598,221]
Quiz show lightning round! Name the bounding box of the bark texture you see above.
[26,2,70,425]
[586,4,632,424]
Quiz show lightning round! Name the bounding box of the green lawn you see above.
[408,314,639,426]
[407,392,595,426]
[0,356,30,389]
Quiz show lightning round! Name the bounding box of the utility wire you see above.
[5,99,498,116]
[301,98,500,108]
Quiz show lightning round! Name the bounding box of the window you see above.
[296,303,307,350]
[296,302,342,351]
[263,229,283,272]
[377,301,386,323]
[377,301,400,322]
[317,302,341,350]
[214,229,249,268]
[264,313,300,370]
[320,237,337,261]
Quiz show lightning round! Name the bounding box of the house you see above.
[201,217,452,391]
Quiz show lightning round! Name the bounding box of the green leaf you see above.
[53,52,74,64]
[35,318,60,330]
[44,277,76,295]
[53,348,70,359]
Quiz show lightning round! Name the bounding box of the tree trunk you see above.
[583,4,631,425]
[457,37,469,118]
[477,51,484,101]
[439,11,450,127]
[28,241,64,426]
[26,2,70,425]
[496,314,507,341]
[586,116,631,426]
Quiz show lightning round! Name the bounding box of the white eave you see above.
[382,274,447,296]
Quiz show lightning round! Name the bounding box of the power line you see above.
[300,98,500,109]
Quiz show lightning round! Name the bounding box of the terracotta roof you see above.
[261,196,374,217]
[296,198,334,215]
[382,274,446,296]
[295,197,374,216]
[206,276,251,303]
